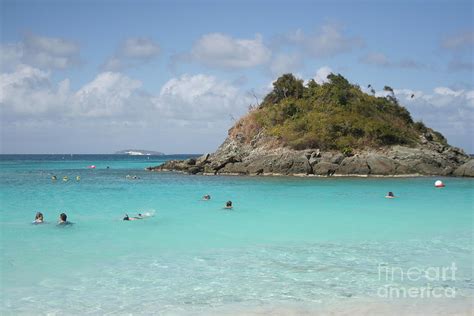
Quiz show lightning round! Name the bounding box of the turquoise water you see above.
[0,155,473,314]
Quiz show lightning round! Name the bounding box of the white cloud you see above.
[393,87,474,150]
[1,64,251,125]
[0,64,68,115]
[121,38,160,59]
[190,33,271,69]
[447,59,474,72]
[360,52,426,69]
[313,66,333,84]
[440,30,473,73]
[441,30,474,51]
[101,56,123,72]
[433,87,464,98]
[0,44,24,71]
[24,34,78,56]
[102,37,160,71]
[392,88,423,99]
[269,53,302,76]
[287,24,364,58]
[0,34,80,71]
[154,74,251,120]
[23,34,80,69]
[0,65,152,119]
[397,59,426,69]
[74,72,145,117]
[360,52,390,66]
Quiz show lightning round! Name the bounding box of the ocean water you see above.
[0,155,473,315]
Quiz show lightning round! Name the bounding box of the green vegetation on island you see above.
[247,73,446,153]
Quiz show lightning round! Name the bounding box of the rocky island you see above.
[147,73,473,177]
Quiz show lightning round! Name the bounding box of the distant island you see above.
[115,149,164,156]
[148,73,473,177]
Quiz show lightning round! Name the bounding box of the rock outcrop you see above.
[146,73,472,177]
[147,128,472,177]
[453,159,474,177]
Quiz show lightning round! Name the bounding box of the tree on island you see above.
[243,72,445,152]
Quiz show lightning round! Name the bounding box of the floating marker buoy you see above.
[435,180,445,188]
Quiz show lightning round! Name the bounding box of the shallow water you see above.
[0,155,473,315]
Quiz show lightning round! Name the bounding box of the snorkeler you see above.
[33,212,44,224]
[203,194,211,200]
[58,213,72,225]
[224,201,233,209]
[385,192,395,199]
[123,214,143,221]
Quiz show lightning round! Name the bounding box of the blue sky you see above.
[1,0,473,153]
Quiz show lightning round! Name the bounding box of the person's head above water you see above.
[35,212,44,222]
[225,201,232,208]
[123,214,130,221]
[203,194,211,200]
[385,192,395,198]
[59,213,67,222]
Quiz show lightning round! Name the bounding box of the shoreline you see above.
[147,169,459,178]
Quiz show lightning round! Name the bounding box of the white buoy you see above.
[434,180,445,188]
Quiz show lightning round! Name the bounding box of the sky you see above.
[1,0,473,154]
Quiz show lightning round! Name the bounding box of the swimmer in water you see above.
[33,212,44,224]
[123,214,143,221]
[224,201,233,209]
[203,194,211,201]
[385,191,395,199]
[76,176,81,181]
[57,213,72,225]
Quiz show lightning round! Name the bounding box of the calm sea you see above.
[0,155,472,314]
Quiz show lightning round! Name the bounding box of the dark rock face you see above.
[146,131,472,177]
